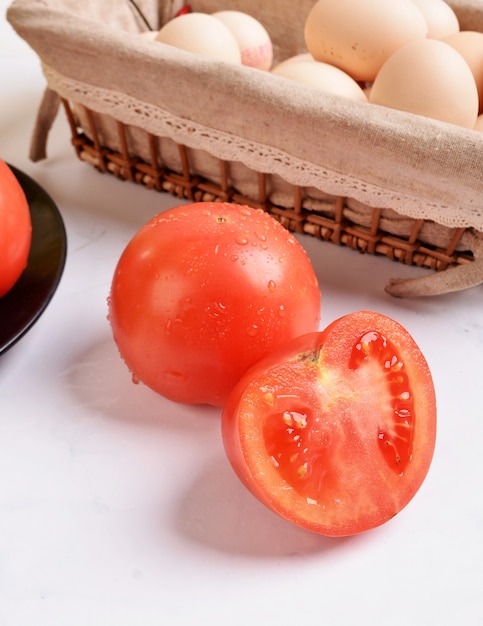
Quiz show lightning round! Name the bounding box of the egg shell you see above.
[272,52,316,70]
[369,38,478,129]
[475,114,483,132]
[271,60,368,102]
[138,30,159,40]
[212,10,273,70]
[409,0,459,39]
[304,0,428,82]
[155,12,241,64]
[444,30,483,113]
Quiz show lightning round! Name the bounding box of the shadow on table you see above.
[62,334,221,433]
[171,454,368,559]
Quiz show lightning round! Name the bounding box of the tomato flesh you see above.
[222,311,437,536]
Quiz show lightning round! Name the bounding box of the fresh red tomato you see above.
[222,310,437,536]
[108,202,321,406]
[0,159,32,297]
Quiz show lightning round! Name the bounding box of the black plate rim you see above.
[0,164,67,355]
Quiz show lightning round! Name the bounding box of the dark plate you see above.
[0,165,67,355]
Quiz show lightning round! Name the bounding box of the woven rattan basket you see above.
[7,0,483,296]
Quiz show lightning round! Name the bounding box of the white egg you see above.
[475,114,483,132]
[370,38,478,129]
[155,12,241,64]
[304,0,428,82]
[272,53,316,70]
[212,10,273,70]
[409,0,460,39]
[272,60,368,102]
[138,30,159,40]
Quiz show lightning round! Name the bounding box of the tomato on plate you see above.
[222,310,437,536]
[108,202,321,406]
[0,159,32,297]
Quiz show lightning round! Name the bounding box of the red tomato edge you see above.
[0,160,32,297]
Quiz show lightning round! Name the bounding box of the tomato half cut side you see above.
[221,310,437,537]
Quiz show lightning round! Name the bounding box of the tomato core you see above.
[262,329,417,503]
[349,330,414,474]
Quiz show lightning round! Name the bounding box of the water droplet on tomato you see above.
[268,280,276,292]
[131,373,140,385]
[240,206,252,216]
[247,325,259,336]
[236,236,248,245]
[168,370,184,379]
[278,305,286,317]
[230,255,238,262]
[255,231,267,242]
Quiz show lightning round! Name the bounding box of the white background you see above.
[1,2,482,624]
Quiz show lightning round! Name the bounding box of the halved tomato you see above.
[222,310,437,536]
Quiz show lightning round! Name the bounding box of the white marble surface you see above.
[1,5,483,625]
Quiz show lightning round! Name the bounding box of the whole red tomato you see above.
[222,310,437,536]
[108,202,321,406]
[0,159,32,297]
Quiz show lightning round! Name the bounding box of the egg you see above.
[155,12,241,63]
[271,60,368,102]
[304,0,428,82]
[369,38,478,129]
[475,115,483,132]
[212,10,273,70]
[138,30,159,40]
[444,31,483,113]
[409,0,459,39]
[272,53,316,69]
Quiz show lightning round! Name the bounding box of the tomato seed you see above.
[297,463,308,478]
[282,411,293,426]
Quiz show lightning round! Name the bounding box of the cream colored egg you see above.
[272,53,316,70]
[212,10,273,70]
[155,12,241,63]
[138,30,159,40]
[410,0,459,39]
[363,84,373,100]
[271,60,368,102]
[370,38,478,129]
[304,0,428,82]
[475,115,483,132]
[444,31,483,113]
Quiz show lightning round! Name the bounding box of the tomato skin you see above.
[108,202,321,406]
[0,159,32,297]
[222,310,437,536]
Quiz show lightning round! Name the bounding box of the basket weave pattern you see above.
[7,0,483,296]
[63,98,473,275]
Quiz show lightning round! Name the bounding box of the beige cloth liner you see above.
[6,0,483,296]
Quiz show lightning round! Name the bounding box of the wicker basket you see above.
[7,0,483,297]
